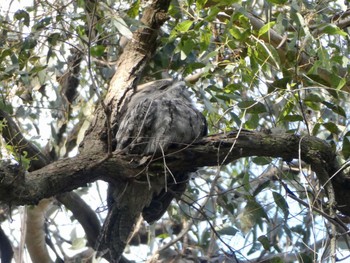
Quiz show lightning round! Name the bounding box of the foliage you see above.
[0,0,349,262]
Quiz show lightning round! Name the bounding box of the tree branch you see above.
[56,192,101,247]
[81,0,172,153]
[0,109,50,171]
[2,130,349,215]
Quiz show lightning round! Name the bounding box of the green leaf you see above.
[216,226,239,236]
[32,17,52,31]
[258,235,271,250]
[251,43,275,71]
[14,10,30,26]
[29,56,40,64]
[223,84,240,93]
[16,105,26,118]
[293,12,306,29]
[323,122,340,135]
[266,0,287,4]
[30,65,47,74]
[0,102,13,114]
[304,93,323,103]
[322,101,346,117]
[127,0,140,18]
[175,20,193,33]
[206,0,238,5]
[332,55,349,68]
[205,6,220,22]
[238,199,269,232]
[76,25,85,37]
[299,253,313,263]
[253,180,271,196]
[336,78,346,90]
[252,157,272,165]
[19,151,31,171]
[196,0,208,10]
[47,33,62,46]
[168,0,182,19]
[307,74,331,87]
[199,28,211,50]
[179,39,195,60]
[312,122,321,136]
[184,62,205,75]
[18,51,30,69]
[156,233,170,239]
[245,114,260,129]
[23,37,37,50]
[258,21,276,37]
[304,97,320,110]
[328,71,346,90]
[90,45,106,57]
[266,257,284,263]
[238,100,266,114]
[319,24,347,37]
[229,27,243,40]
[0,49,13,62]
[283,115,303,122]
[342,134,350,159]
[272,192,289,218]
[243,172,250,191]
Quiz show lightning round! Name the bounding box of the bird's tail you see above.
[96,181,156,262]
[96,204,140,263]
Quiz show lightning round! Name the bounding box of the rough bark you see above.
[1,130,349,215]
[80,0,172,154]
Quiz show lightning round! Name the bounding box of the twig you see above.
[280,181,349,234]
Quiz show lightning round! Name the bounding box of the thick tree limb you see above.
[1,130,350,215]
[81,0,172,153]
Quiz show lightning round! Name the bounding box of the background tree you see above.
[0,0,349,262]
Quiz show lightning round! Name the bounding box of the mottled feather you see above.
[97,79,207,262]
[115,79,207,154]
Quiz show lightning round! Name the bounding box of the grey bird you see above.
[97,79,207,262]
